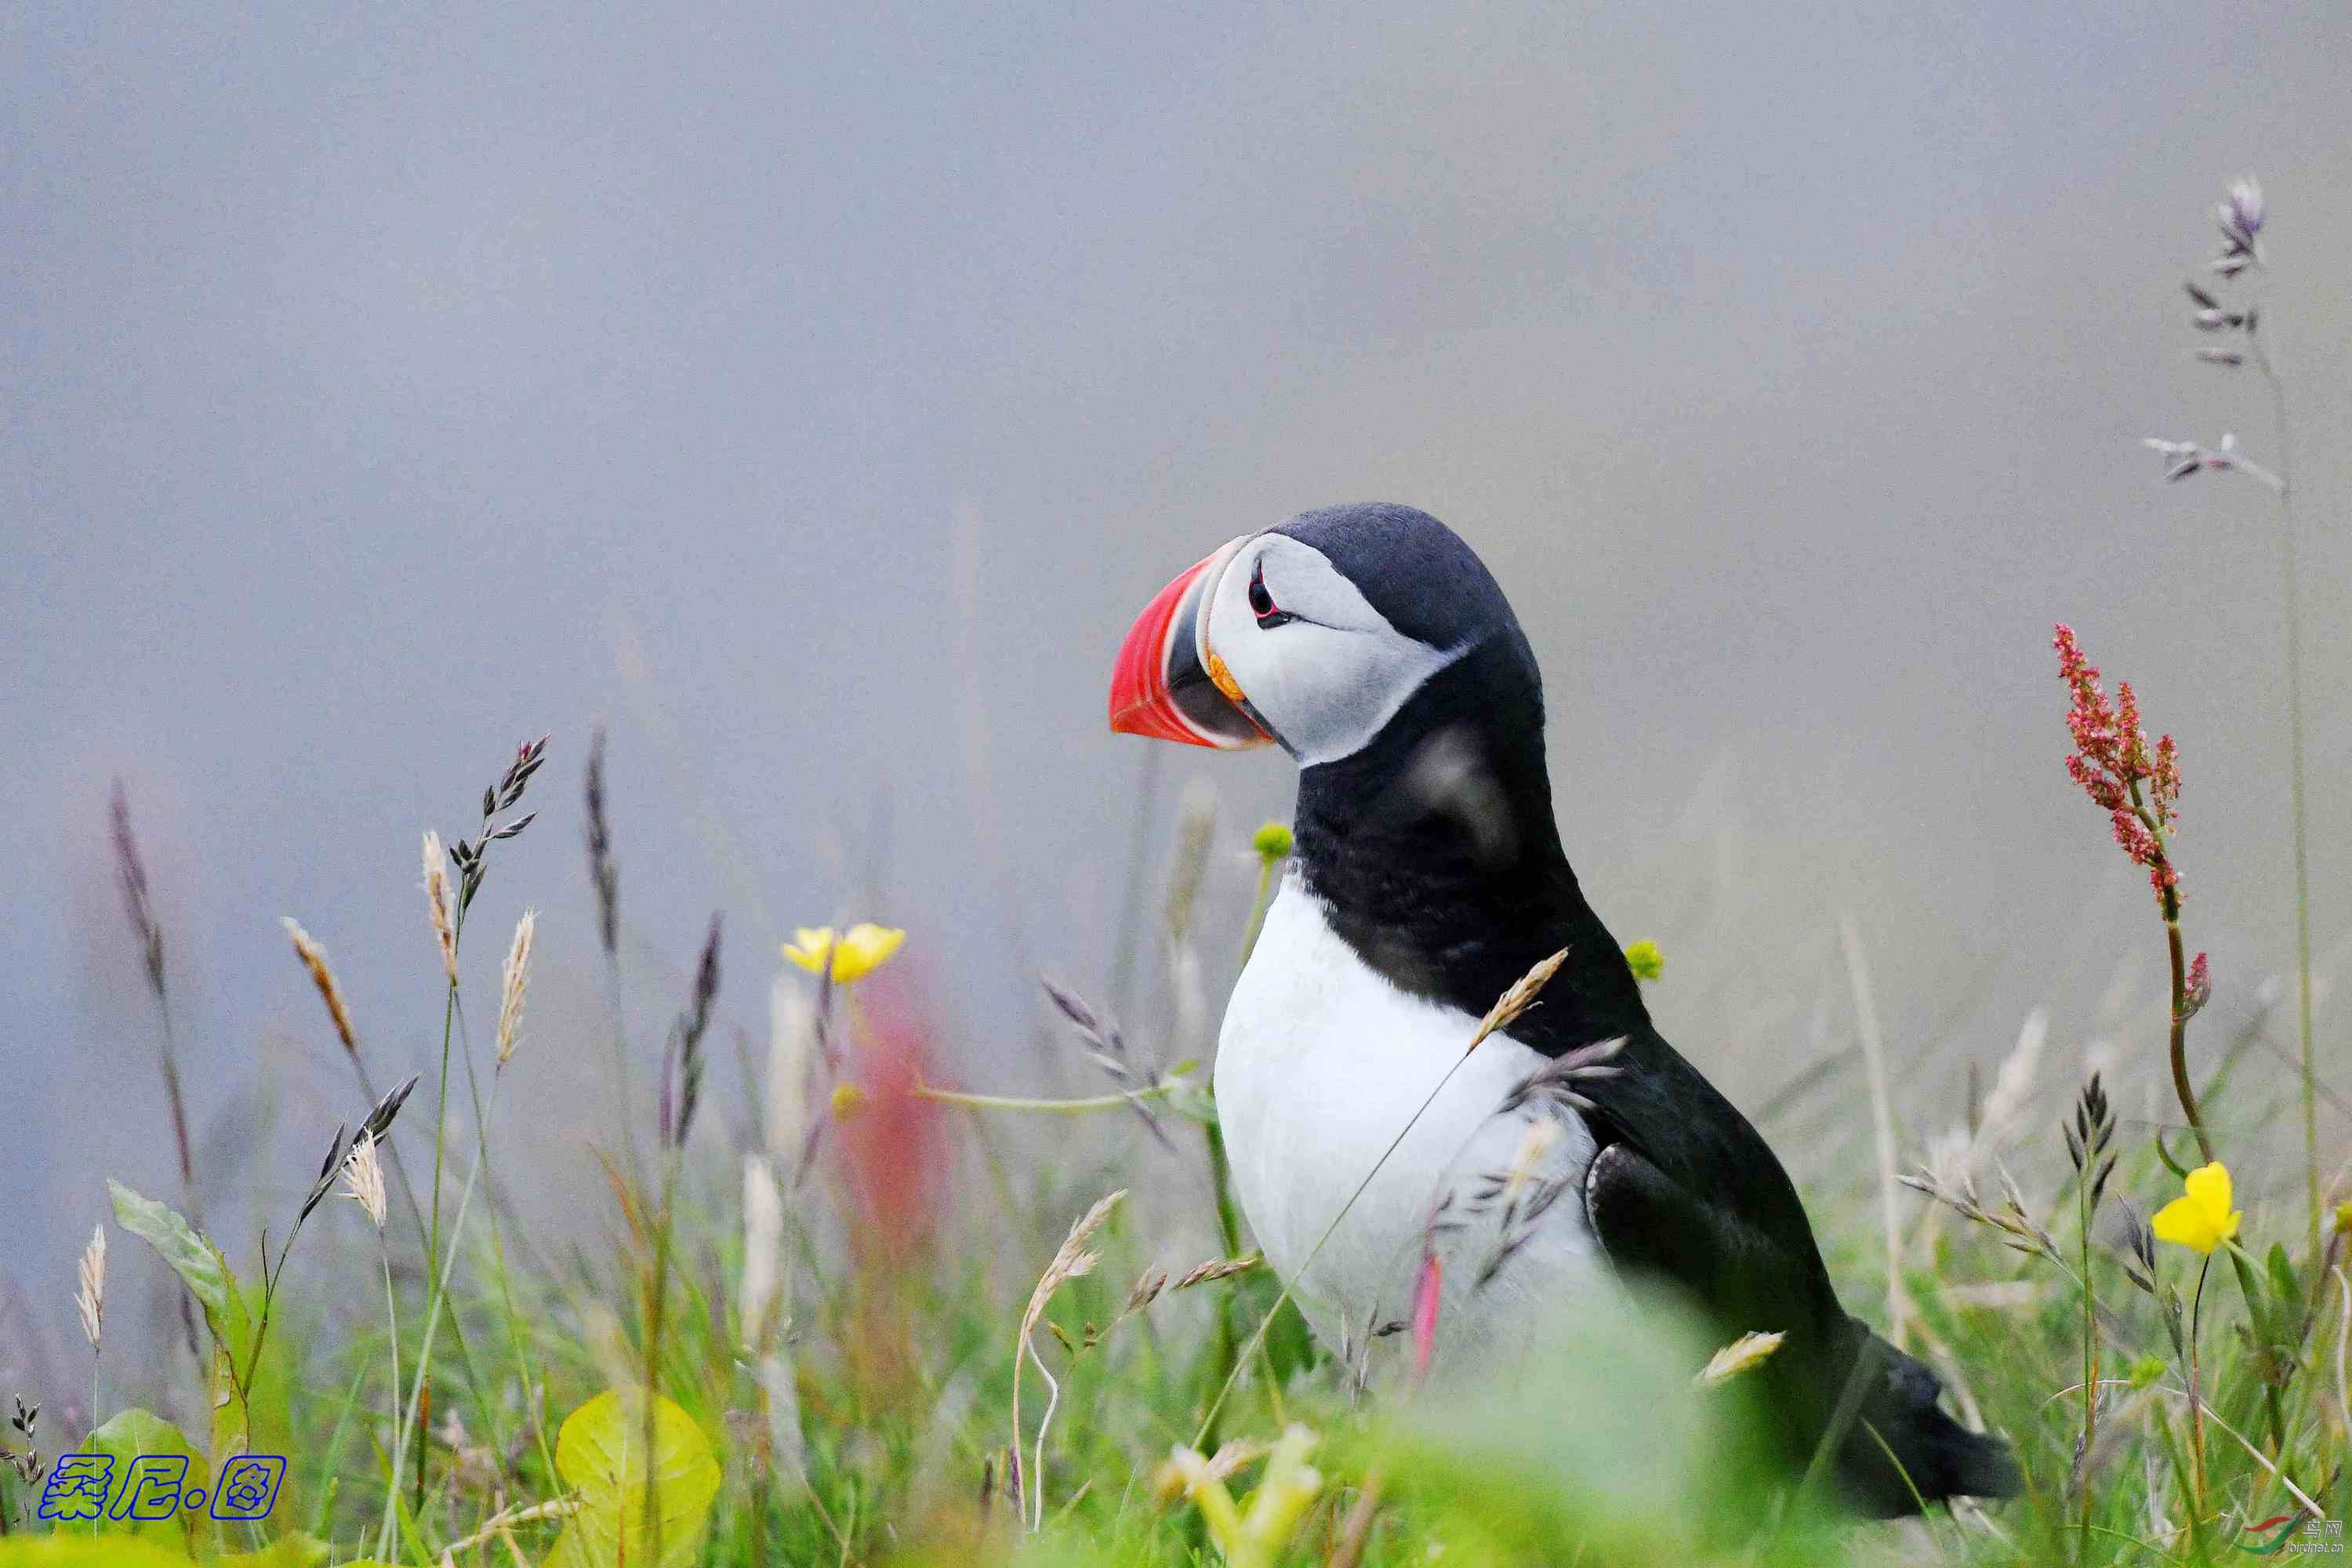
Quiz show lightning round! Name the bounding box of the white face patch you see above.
[1201,533,1466,767]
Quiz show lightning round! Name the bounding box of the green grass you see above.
[4,765,2343,1568]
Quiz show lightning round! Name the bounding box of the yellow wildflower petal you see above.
[2182,1161,2234,1225]
[2151,1192,2218,1254]
[830,1083,867,1121]
[782,927,835,975]
[2152,1163,2241,1255]
[830,923,906,983]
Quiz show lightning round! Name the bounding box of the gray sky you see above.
[6,2,2351,1374]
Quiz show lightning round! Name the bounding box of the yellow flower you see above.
[2151,1161,2241,1255]
[1624,939,1664,982]
[782,923,906,983]
[829,1083,868,1122]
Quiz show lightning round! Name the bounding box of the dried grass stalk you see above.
[1172,1254,1261,1290]
[1468,948,1569,1051]
[1013,1189,1125,1530]
[282,917,358,1055]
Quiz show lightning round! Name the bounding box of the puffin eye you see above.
[1248,559,1293,627]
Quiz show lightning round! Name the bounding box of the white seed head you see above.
[422,831,458,985]
[74,1224,106,1356]
[342,1130,388,1230]
[495,909,535,1069]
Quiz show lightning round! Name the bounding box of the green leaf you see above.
[205,1279,298,1530]
[87,1406,209,1556]
[543,1387,720,1568]
[1232,1269,1320,1387]
[2267,1243,2300,1308]
[107,1181,234,1332]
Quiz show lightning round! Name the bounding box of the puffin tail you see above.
[1830,1323,2020,1516]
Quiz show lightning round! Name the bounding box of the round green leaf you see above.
[543,1387,720,1568]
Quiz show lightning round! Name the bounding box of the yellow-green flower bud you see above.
[1624,939,1664,982]
[1252,821,1294,862]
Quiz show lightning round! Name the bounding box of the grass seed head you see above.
[74,1225,105,1356]
[1697,1330,1786,1387]
[341,1130,387,1231]
[1021,1190,1125,1346]
[1469,947,1570,1051]
[108,781,165,1000]
[281,916,358,1056]
[421,829,458,985]
[584,726,619,957]
[1172,1254,1260,1290]
[495,908,535,1069]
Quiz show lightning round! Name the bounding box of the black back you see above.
[1274,503,2014,1512]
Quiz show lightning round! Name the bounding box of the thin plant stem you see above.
[379,1241,401,1518]
[1199,1116,1245,1453]
[2187,1256,2211,1516]
[150,999,202,1359]
[1238,852,1279,967]
[914,1081,1183,1114]
[606,956,645,1192]
[644,1149,682,1568]
[2161,916,2211,1165]
[154,1002,198,1223]
[420,971,459,1515]
[378,1070,505,1563]
[2078,1163,2098,1565]
[331,1047,496,1437]
[1229,850,1290,1425]
[2252,331,2318,1261]
[453,1004,557,1483]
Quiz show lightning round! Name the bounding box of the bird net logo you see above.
[34,1452,285,1523]
[2241,1515,2345,1556]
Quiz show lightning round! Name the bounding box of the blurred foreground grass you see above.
[0,729,2341,1568]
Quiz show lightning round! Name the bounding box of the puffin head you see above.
[1109,503,1531,768]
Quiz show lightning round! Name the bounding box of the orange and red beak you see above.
[1108,537,1270,749]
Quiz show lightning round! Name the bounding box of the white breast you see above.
[1214,873,1611,1374]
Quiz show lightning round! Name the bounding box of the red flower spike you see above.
[2053,624,2186,906]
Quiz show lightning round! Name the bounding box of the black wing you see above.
[1563,1023,2017,1512]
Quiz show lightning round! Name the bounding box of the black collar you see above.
[1289,632,1649,1052]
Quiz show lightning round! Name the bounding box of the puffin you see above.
[1106,503,2017,1515]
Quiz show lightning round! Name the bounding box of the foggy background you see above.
[5,3,2350,1400]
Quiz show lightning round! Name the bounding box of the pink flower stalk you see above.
[1410,1250,1443,1379]
[2054,624,2183,906]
